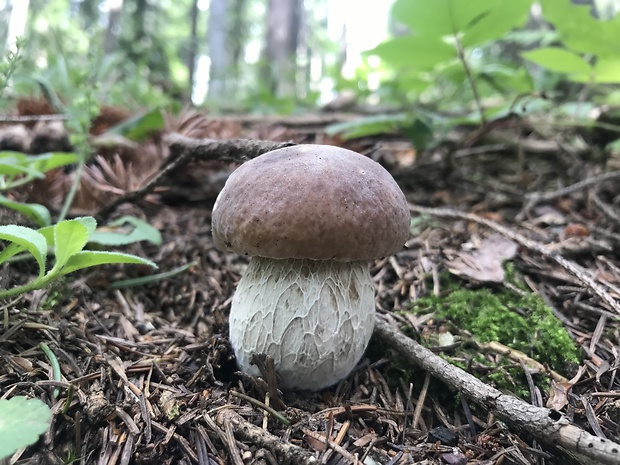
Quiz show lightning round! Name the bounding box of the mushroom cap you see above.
[212,144,410,261]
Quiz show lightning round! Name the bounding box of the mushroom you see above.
[212,144,410,390]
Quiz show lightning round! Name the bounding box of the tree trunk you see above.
[0,1,14,51]
[229,0,248,90]
[261,0,302,99]
[104,0,123,54]
[187,0,200,92]
[78,0,102,30]
[206,0,229,102]
[6,0,29,52]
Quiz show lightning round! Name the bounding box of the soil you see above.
[1,108,619,465]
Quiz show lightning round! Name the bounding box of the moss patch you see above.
[409,280,580,372]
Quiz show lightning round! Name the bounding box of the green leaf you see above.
[0,151,29,162]
[0,158,45,179]
[38,217,96,249]
[0,397,52,460]
[28,152,79,173]
[0,225,47,278]
[0,195,51,227]
[325,114,411,140]
[462,0,534,47]
[402,117,435,151]
[540,0,620,57]
[572,58,620,83]
[104,108,164,141]
[59,251,157,276]
[521,47,592,74]
[71,216,97,236]
[392,0,490,38]
[50,220,91,272]
[88,216,162,246]
[366,36,455,70]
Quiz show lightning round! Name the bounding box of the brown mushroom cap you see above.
[212,144,410,261]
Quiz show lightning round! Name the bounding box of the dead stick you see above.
[97,134,294,218]
[374,318,620,465]
[408,204,620,315]
[521,170,620,216]
[215,409,318,465]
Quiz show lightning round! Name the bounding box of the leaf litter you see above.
[0,106,619,464]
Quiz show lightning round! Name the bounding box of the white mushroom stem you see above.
[229,257,375,391]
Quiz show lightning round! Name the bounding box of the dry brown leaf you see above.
[546,381,573,411]
[446,234,517,283]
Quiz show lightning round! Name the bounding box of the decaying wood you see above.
[408,203,620,315]
[164,133,294,165]
[374,318,620,465]
[214,409,318,465]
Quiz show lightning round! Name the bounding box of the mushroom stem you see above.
[229,257,375,391]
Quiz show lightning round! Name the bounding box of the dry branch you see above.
[0,114,69,122]
[520,169,620,217]
[97,133,294,217]
[164,133,294,165]
[214,409,318,465]
[374,318,620,465]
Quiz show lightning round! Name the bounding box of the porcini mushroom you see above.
[212,144,410,390]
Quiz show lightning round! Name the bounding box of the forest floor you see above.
[1,104,620,465]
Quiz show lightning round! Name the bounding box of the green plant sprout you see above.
[0,216,157,300]
[0,38,23,101]
[0,396,52,460]
[0,151,80,226]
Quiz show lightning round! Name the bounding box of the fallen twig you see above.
[215,409,318,465]
[520,169,620,218]
[590,187,620,228]
[409,204,620,315]
[374,318,620,465]
[0,114,69,122]
[97,133,294,218]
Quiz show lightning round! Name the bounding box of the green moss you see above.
[409,279,580,371]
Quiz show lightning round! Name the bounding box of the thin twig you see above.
[521,170,620,217]
[97,133,294,218]
[230,390,290,426]
[215,409,318,465]
[590,188,620,228]
[0,114,69,122]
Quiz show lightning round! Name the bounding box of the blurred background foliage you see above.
[2,0,620,148]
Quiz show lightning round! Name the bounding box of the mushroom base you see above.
[229,257,375,391]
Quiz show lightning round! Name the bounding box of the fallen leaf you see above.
[446,234,517,283]
[546,380,573,411]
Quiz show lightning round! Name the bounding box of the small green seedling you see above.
[88,215,162,246]
[0,151,80,226]
[0,151,79,190]
[0,396,52,459]
[0,216,157,300]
